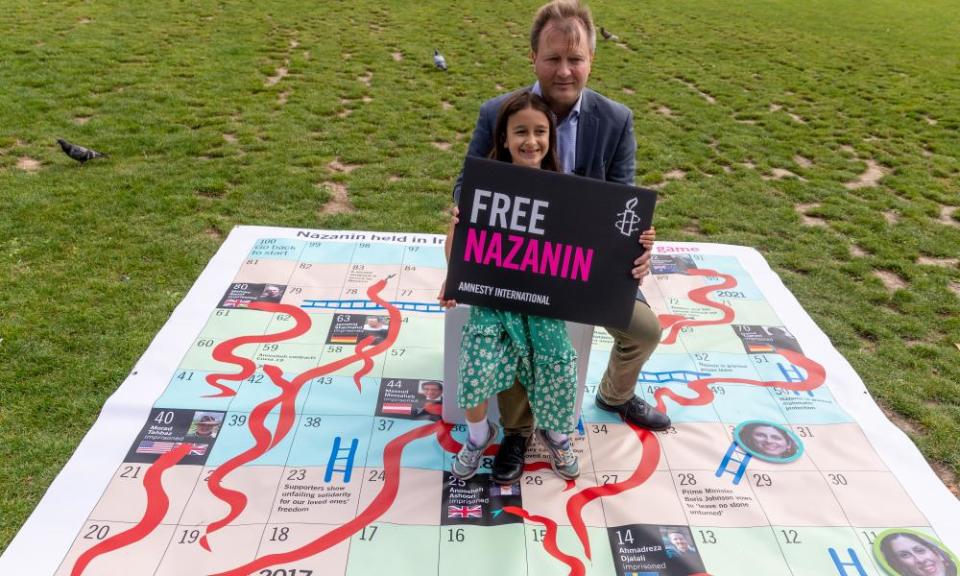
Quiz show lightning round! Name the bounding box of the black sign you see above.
[444,157,656,329]
[607,524,706,576]
[125,408,224,465]
[441,472,522,526]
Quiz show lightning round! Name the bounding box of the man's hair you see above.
[530,0,596,54]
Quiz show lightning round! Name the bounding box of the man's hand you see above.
[631,227,656,284]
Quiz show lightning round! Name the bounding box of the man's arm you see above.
[606,108,637,186]
[452,100,498,202]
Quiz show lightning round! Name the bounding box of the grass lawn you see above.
[1,0,958,550]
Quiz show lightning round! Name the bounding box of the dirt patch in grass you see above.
[788,112,806,124]
[392,51,403,61]
[677,78,716,104]
[682,220,701,235]
[495,83,504,91]
[655,105,674,117]
[278,90,290,105]
[741,160,756,170]
[73,116,92,125]
[845,159,888,190]
[337,108,352,118]
[432,141,452,151]
[16,157,41,172]
[289,39,299,49]
[924,116,937,126]
[664,169,686,181]
[357,71,373,86]
[388,175,401,183]
[795,203,826,227]
[883,210,899,225]
[223,133,237,144]
[622,87,635,95]
[849,244,868,257]
[318,182,355,215]
[874,269,907,291]
[949,282,960,297]
[763,168,802,181]
[205,227,224,240]
[793,155,813,168]
[917,256,958,267]
[328,158,360,174]
[265,63,289,87]
[939,205,957,227]
[769,103,782,112]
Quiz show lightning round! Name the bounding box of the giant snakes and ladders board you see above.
[2,225,957,576]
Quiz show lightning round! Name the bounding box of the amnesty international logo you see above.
[615,197,642,237]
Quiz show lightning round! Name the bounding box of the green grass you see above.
[1,0,958,550]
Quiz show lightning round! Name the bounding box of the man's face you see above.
[669,532,690,553]
[422,383,442,400]
[531,18,593,114]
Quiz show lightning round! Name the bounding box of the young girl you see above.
[439,90,580,481]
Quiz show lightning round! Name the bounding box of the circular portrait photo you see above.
[874,529,958,576]
[733,420,803,463]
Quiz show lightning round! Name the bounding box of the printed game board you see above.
[2,225,958,576]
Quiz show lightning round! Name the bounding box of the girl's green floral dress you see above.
[457,306,578,434]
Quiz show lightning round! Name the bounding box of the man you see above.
[414,381,444,419]
[454,0,671,485]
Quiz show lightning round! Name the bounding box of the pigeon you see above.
[600,27,619,41]
[57,139,107,163]
[433,49,448,71]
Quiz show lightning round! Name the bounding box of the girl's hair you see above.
[488,90,561,172]
[880,533,958,576]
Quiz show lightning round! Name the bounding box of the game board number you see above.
[657,426,678,436]
[525,475,543,486]
[287,469,306,481]
[795,426,814,438]
[259,570,313,576]
[248,373,265,384]
[262,344,279,352]
[327,346,343,353]
[229,414,248,426]
[197,339,214,348]
[203,469,215,481]
[828,473,848,486]
[752,355,770,364]
[289,287,303,295]
[390,348,406,357]
[314,377,333,385]
[359,526,378,541]
[119,465,142,479]
[678,473,697,486]
[646,385,662,395]
[270,527,290,542]
[780,529,801,544]
[399,289,413,297]
[753,473,773,487]
[861,530,878,544]
[351,265,365,271]
[299,263,312,270]
[591,424,608,434]
[154,411,175,425]
[403,265,417,272]
[304,417,322,427]
[83,524,110,540]
[447,528,464,543]
[694,353,709,362]
[367,469,385,482]
[448,476,466,488]
[710,385,726,395]
[215,309,231,317]
[585,385,597,394]
[275,314,291,322]
[615,529,634,545]
[345,288,358,295]
[531,528,546,543]
[699,530,717,544]
[601,474,619,485]
[176,370,195,381]
[452,424,466,433]
[377,419,393,431]
[246,259,259,265]
[178,529,200,544]
[481,457,493,469]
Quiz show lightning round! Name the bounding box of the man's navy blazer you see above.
[453,87,637,201]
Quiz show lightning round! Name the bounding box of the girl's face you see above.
[751,426,790,457]
[504,106,551,168]
[890,536,946,576]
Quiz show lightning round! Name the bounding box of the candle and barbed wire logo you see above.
[615,197,642,237]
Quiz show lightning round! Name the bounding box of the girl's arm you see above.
[438,207,460,308]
